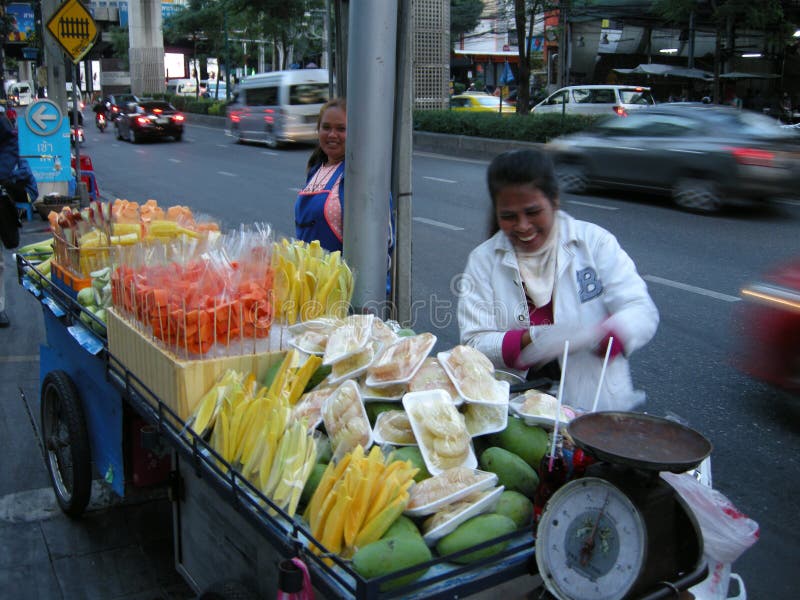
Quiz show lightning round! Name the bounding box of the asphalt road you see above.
[2,115,798,599]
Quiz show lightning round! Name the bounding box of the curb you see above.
[184,113,541,159]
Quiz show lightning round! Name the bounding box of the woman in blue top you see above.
[295,97,347,251]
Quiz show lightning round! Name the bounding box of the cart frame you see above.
[17,253,708,600]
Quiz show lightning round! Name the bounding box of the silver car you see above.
[549,104,800,212]
[532,85,655,117]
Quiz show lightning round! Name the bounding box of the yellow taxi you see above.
[450,92,516,115]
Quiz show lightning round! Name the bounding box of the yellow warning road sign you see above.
[46,0,98,63]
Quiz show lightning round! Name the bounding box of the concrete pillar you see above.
[258,43,265,73]
[343,0,397,314]
[128,0,165,95]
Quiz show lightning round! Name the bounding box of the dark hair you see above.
[306,97,347,172]
[486,149,559,237]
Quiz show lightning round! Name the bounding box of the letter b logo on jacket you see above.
[577,267,603,303]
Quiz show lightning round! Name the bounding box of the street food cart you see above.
[16,246,715,600]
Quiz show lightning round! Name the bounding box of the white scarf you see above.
[515,224,558,308]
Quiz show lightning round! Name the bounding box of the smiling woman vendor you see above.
[295,97,348,250]
[457,149,659,411]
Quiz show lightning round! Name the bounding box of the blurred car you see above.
[450,93,516,115]
[200,80,228,100]
[66,91,85,110]
[549,104,800,212]
[532,85,655,117]
[733,259,800,393]
[105,93,141,122]
[115,100,185,143]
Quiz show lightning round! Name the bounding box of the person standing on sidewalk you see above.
[0,104,21,327]
[295,98,348,251]
[294,97,395,292]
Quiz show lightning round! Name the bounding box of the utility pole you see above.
[343,0,397,315]
[557,0,568,88]
[41,0,66,110]
[224,6,231,101]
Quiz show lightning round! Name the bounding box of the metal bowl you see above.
[568,411,713,473]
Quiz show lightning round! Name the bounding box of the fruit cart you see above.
[16,248,715,600]
[16,253,542,599]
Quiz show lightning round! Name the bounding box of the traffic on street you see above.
[2,113,798,599]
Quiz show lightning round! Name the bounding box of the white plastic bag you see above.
[661,471,759,564]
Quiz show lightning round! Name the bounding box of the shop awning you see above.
[718,71,780,80]
[614,63,713,81]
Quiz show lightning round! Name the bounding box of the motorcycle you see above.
[96,112,107,132]
[70,125,85,146]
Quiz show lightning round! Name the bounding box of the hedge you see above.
[155,94,600,141]
[412,110,602,143]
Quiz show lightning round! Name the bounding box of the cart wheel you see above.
[40,370,92,518]
[199,580,257,600]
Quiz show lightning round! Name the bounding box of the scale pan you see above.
[568,411,712,472]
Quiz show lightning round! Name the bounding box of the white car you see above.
[532,85,655,117]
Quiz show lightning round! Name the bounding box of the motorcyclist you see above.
[92,98,111,122]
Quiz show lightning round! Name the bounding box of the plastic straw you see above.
[591,337,614,413]
[549,339,569,472]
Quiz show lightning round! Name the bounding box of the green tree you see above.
[508,1,558,114]
[109,26,129,69]
[654,0,790,102]
[452,0,484,40]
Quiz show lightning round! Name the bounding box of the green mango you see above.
[494,490,534,528]
[389,446,431,482]
[381,515,423,541]
[352,536,431,590]
[487,416,548,470]
[479,447,540,499]
[436,513,516,564]
[304,364,332,392]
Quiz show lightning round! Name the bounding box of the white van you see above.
[8,81,35,106]
[166,78,199,97]
[532,85,655,117]
[225,69,330,147]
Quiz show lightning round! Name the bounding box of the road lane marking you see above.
[644,275,741,302]
[218,171,237,177]
[262,151,279,157]
[413,217,464,231]
[0,355,38,363]
[169,158,181,163]
[566,200,619,211]
[774,198,800,207]
[423,176,457,184]
[289,187,302,193]
[413,151,489,165]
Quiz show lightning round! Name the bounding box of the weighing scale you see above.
[535,412,713,600]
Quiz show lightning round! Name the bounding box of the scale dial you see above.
[535,477,646,600]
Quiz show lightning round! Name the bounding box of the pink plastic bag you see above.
[661,471,759,564]
[277,557,315,600]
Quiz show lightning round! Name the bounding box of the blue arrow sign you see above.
[18,102,72,183]
[24,99,64,137]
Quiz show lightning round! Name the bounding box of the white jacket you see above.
[457,211,659,412]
